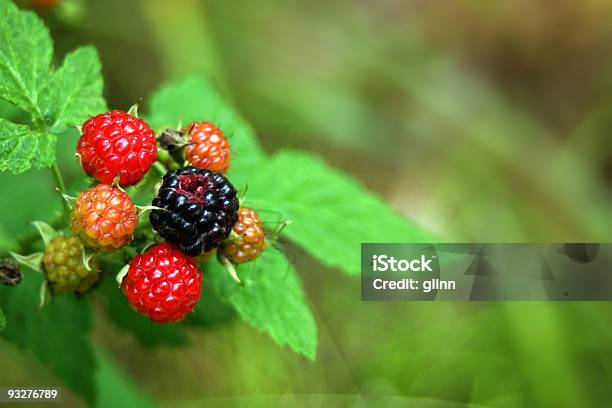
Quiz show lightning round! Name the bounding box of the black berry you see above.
[150,167,239,256]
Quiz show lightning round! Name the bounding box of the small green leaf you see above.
[31,220,58,247]
[42,46,107,132]
[147,77,265,188]
[0,119,56,173]
[245,150,435,275]
[10,251,43,273]
[0,0,52,122]
[0,272,97,404]
[208,250,317,359]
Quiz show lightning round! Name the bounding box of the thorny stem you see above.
[51,162,70,217]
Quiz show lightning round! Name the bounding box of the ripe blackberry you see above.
[121,243,202,323]
[183,122,230,172]
[42,235,100,294]
[71,184,138,251]
[77,110,157,187]
[149,167,239,256]
[220,208,267,264]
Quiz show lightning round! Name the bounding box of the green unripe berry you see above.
[42,235,99,294]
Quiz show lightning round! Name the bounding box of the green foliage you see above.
[95,350,157,408]
[31,220,59,247]
[0,307,5,332]
[208,250,317,359]
[0,119,55,173]
[0,0,51,119]
[0,0,106,173]
[0,271,97,404]
[246,150,434,275]
[147,77,264,188]
[183,277,237,327]
[43,47,106,133]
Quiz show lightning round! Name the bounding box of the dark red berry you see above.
[184,122,230,172]
[149,167,239,256]
[121,243,202,323]
[77,110,157,187]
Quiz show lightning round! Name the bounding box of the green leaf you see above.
[0,307,5,332]
[0,1,106,173]
[0,0,52,122]
[0,119,56,173]
[10,251,43,273]
[43,46,107,132]
[209,250,317,359]
[147,77,264,188]
[246,150,435,275]
[183,276,236,327]
[31,220,59,247]
[0,271,97,404]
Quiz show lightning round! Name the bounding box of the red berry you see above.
[219,208,266,264]
[71,184,138,251]
[183,122,230,172]
[77,110,157,187]
[121,243,202,323]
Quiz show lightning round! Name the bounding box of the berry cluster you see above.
[22,111,269,323]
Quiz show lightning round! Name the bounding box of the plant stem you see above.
[51,162,69,216]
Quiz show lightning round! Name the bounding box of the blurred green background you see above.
[3,0,612,406]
